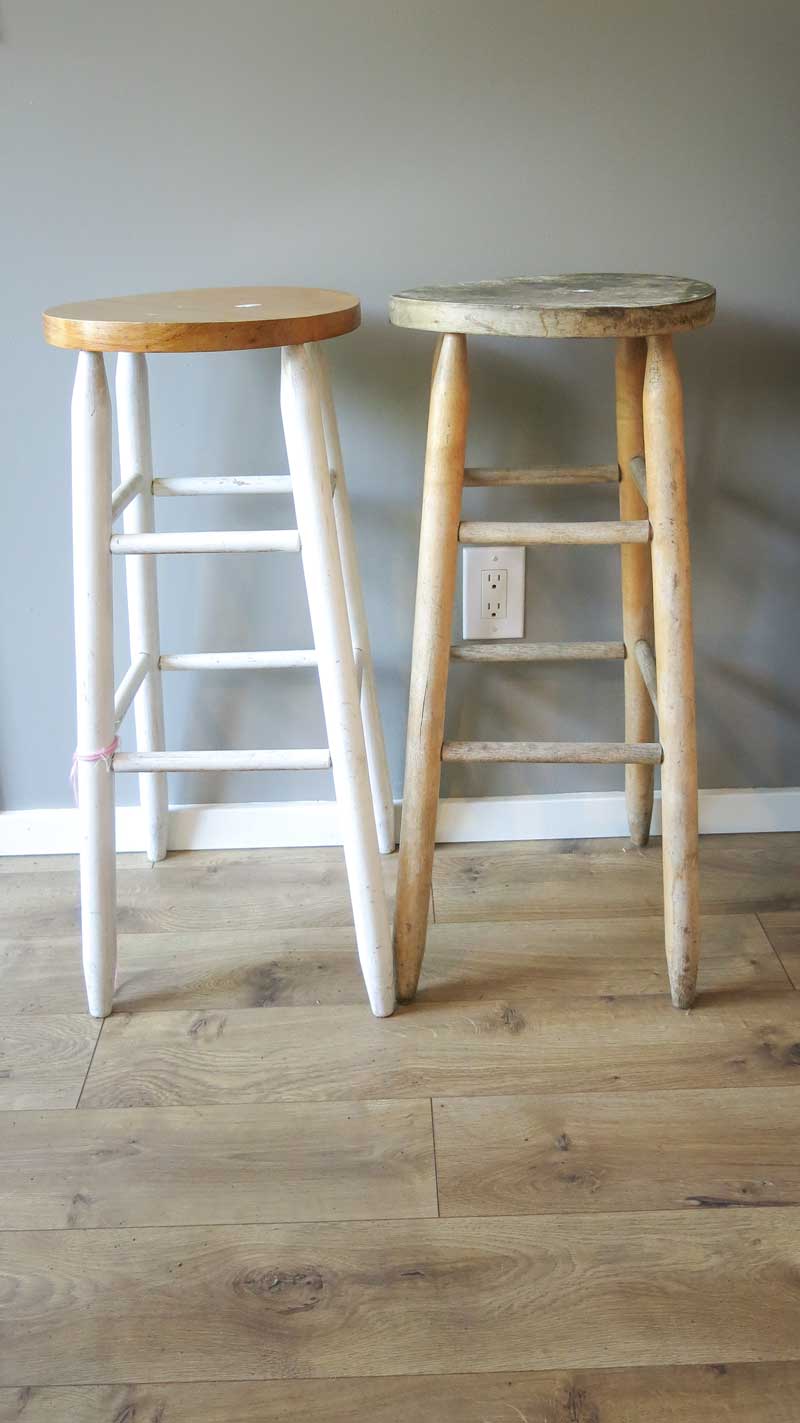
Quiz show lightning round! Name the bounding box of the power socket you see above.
[462,546,525,639]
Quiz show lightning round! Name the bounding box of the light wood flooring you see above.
[1,832,799,1420]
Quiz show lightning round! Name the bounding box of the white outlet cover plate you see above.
[462,545,525,639]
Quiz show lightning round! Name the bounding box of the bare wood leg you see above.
[393,334,469,1001]
[643,334,700,1008]
[616,337,655,846]
[72,352,117,1017]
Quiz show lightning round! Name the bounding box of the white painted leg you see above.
[281,344,395,1016]
[71,352,117,1017]
[310,344,396,852]
[116,353,168,862]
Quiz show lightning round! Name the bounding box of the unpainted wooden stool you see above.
[390,273,716,1009]
[43,287,395,1019]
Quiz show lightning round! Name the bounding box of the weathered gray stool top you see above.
[389,273,715,339]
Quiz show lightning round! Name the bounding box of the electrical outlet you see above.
[463,546,525,639]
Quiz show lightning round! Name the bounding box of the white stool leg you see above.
[71,353,117,1017]
[310,344,396,852]
[116,353,168,862]
[281,344,395,1017]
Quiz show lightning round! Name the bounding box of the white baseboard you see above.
[0,787,797,856]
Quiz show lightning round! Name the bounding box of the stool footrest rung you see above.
[160,649,319,671]
[463,465,619,487]
[458,520,650,546]
[110,530,301,555]
[153,475,294,496]
[113,749,331,772]
[441,740,663,764]
[451,640,625,662]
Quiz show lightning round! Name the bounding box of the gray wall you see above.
[2,0,798,814]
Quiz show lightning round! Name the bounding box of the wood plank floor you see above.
[1,832,799,1422]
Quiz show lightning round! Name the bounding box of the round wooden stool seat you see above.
[389,273,715,339]
[43,286,361,354]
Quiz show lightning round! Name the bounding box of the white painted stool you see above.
[43,286,395,1019]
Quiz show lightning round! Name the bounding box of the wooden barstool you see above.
[390,274,715,1009]
[43,286,395,1019]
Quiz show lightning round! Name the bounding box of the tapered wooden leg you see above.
[310,344,396,853]
[393,334,469,1002]
[616,337,655,846]
[643,334,700,1008]
[281,344,395,1017]
[71,353,117,1017]
[116,353,168,862]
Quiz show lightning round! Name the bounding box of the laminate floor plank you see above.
[0,1017,100,1110]
[432,832,800,923]
[1,847,402,940]
[1,1211,799,1385]
[760,911,800,987]
[434,1084,800,1215]
[0,1101,437,1230]
[1,912,786,1016]
[79,992,800,1108]
[4,1361,800,1422]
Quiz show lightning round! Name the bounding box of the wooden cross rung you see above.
[463,465,619,487]
[110,530,301,555]
[113,748,332,773]
[628,455,648,504]
[152,475,294,496]
[441,740,663,764]
[160,649,319,671]
[458,520,650,546]
[450,640,625,662]
[634,637,659,714]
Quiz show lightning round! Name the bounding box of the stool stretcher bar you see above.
[463,465,619,487]
[113,653,150,730]
[629,455,649,505]
[451,640,625,662]
[158,647,364,688]
[459,520,651,546]
[110,472,145,522]
[110,529,301,555]
[113,748,332,773]
[441,740,663,764]
[160,649,319,670]
[634,637,659,714]
[152,472,337,497]
[153,475,294,496]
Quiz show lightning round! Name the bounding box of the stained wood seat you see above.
[43,286,361,353]
[389,273,715,338]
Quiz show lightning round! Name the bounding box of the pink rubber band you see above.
[70,736,119,804]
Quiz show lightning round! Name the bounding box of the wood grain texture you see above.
[390,273,716,338]
[0,1017,99,1110]
[761,911,800,986]
[78,991,800,1107]
[1,847,402,940]
[434,1085,800,1216]
[458,518,651,544]
[1,1210,798,1385]
[0,912,784,1015]
[393,334,469,1002]
[441,740,662,764]
[4,1363,800,1422]
[43,287,360,352]
[0,1101,436,1229]
[431,833,800,923]
[617,335,656,847]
